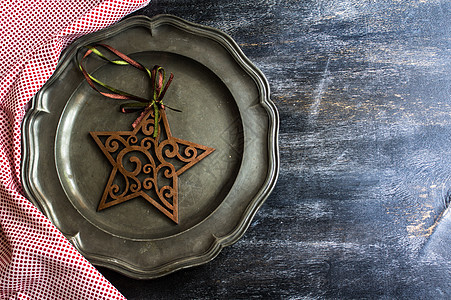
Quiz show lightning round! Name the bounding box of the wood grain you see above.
[99,0,451,298]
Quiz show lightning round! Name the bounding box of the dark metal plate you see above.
[21,15,279,278]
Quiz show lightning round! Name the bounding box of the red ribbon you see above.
[78,44,175,136]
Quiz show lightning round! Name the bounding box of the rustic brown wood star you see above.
[90,109,215,224]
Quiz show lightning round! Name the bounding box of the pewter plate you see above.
[21,15,278,278]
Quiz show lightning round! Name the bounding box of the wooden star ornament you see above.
[90,109,215,224]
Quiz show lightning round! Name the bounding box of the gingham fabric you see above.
[0,1,150,299]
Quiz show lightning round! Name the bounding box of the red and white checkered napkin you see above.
[0,1,149,299]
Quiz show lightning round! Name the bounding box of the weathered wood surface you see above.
[99,0,451,298]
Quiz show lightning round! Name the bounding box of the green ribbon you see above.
[78,44,179,137]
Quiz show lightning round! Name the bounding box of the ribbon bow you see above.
[78,44,179,137]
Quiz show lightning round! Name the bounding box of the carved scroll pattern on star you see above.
[90,109,215,224]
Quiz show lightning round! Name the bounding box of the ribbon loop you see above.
[78,44,178,137]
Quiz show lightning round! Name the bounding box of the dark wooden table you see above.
[99,1,451,298]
